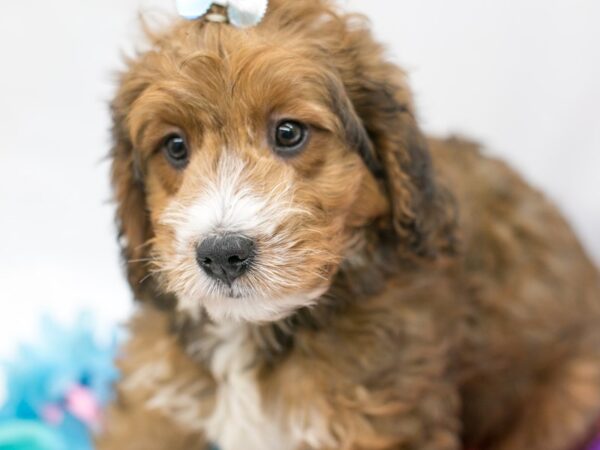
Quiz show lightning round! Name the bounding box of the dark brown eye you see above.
[162,134,189,169]
[273,120,309,155]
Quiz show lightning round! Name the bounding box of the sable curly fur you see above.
[98,1,600,449]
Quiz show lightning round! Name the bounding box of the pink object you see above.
[41,404,65,425]
[468,425,600,450]
[65,385,102,428]
[585,436,600,450]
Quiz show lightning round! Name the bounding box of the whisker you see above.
[127,258,154,264]
[139,273,154,285]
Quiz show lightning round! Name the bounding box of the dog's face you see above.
[122,26,387,322]
[112,2,453,323]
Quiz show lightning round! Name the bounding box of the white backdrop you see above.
[0,0,598,355]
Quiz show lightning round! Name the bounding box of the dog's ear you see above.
[333,38,457,257]
[110,73,175,307]
[326,77,384,180]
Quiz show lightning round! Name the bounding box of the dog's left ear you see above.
[331,37,457,258]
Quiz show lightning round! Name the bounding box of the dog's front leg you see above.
[352,377,462,450]
[286,371,461,450]
[270,305,462,450]
[96,398,207,450]
[96,308,212,450]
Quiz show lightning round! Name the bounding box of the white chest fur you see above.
[202,322,292,450]
[134,319,336,449]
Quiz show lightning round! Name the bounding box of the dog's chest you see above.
[200,323,293,450]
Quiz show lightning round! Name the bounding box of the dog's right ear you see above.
[110,73,172,306]
[326,20,458,258]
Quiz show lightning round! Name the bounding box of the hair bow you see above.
[176,0,269,28]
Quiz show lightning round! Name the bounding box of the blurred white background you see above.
[0,0,598,356]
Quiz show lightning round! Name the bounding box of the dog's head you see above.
[111,0,455,322]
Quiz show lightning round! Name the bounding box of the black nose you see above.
[196,235,255,286]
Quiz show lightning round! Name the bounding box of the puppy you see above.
[98,1,600,449]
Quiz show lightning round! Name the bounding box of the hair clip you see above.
[176,0,269,28]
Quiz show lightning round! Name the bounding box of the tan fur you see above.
[99,1,600,449]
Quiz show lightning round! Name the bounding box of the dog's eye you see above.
[273,120,309,156]
[162,134,189,169]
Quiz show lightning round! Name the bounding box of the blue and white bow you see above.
[176,0,269,28]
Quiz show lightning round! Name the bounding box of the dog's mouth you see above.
[208,278,254,300]
[223,288,244,299]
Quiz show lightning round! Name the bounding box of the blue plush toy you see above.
[0,314,119,450]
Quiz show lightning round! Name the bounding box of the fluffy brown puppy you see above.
[98,1,600,449]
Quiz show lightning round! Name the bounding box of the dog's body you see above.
[98,1,600,449]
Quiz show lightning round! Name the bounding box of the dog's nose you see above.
[196,235,255,286]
